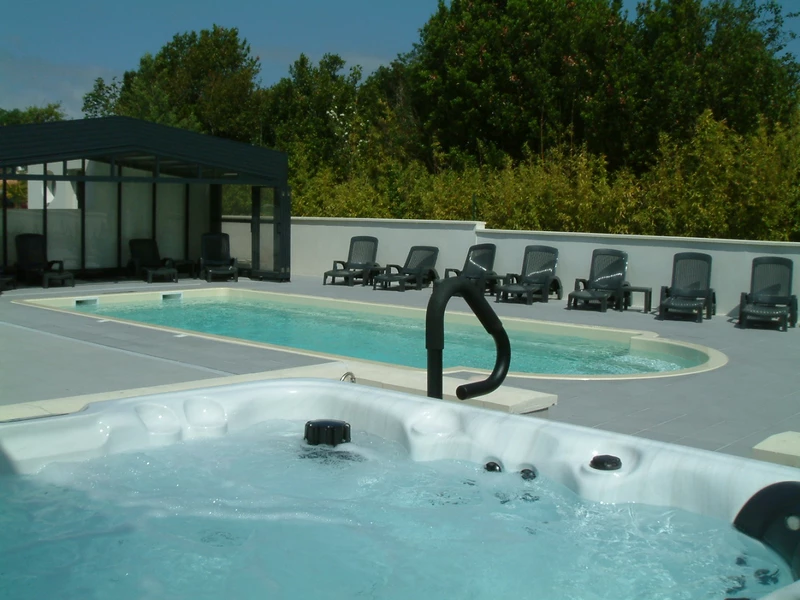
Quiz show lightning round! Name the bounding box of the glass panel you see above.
[259,188,275,271]
[221,220,250,267]
[156,183,185,260]
[45,161,83,270]
[6,168,42,267]
[47,205,81,270]
[120,169,153,266]
[222,184,250,217]
[3,177,28,267]
[188,184,210,260]
[258,222,275,271]
[85,161,117,269]
[260,188,275,218]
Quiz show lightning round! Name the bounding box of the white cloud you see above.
[0,51,119,118]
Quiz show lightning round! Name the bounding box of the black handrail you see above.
[426,276,511,400]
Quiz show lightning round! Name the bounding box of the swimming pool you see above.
[0,379,797,599]
[26,289,722,379]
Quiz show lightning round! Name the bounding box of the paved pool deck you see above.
[1,275,798,462]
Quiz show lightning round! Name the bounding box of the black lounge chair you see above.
[658,252,715,323]
[0,267,16,295]
[128,239,178,283]
[372,246,439,291]
[15,233,75,288]
[495,245,562,304]
[323,236,380,286]
[199,233,238,282]
[739,256,797,332]
[567,248,628,312]
[444,243,499,295]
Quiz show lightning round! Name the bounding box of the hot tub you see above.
[0,379,797,599]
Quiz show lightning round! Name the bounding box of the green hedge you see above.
[288,110,800,242]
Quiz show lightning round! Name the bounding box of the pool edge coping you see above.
[14,287,728,381]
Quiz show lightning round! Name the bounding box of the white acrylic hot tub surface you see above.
[0,377,797,526]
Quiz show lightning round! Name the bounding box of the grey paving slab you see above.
[632,430,687,445]
[645,413,726,437]
[0,323,225,404]
[591,418,646,435]
[1,274,799,463]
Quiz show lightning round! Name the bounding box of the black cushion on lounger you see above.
[199,233,238,283]
[15,233,75,288]
[323,236,380,286]
[658,252,715,323]
[495,245,562,305]
[739,256,796,332]
[373,246,439,291]
[129,239,178,283]
[443,243,499,295]
[567,248,628,312]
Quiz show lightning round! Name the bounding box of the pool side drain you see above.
[304,419,351,447]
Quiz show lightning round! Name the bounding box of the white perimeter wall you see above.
[288,217,800,315]
[293,217,482,283]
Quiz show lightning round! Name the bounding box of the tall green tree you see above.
[402,0,633,168]
[399,0,799,172]
[627,0,799,168]
[82,25,262,142]
[263,53,364,179]
[82,77,121,119]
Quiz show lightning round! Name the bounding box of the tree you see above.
[263,53,364,178]
[402,0,632,168]
[82,25,262,142]
[0,103,65,126]
[701,0,799,132]
[82,77,122,118]
[397,0,799,172]
[626,0,800,168]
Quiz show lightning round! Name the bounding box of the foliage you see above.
[397,0,799,172]
[1,102,65,208]
[83,25,262,142]
[68,3,800,241]
[402,0,636,169]
[289,108,800,242]
[262,54,365,180]
[0,103,65,126]
[82,78,122,119]
[3,180,28,208]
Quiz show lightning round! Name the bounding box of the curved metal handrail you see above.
[425,276,511,400]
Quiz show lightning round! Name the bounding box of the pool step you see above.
[753,432,800,467]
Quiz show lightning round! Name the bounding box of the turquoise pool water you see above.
[0,420,788,599]
[75,297,702,376]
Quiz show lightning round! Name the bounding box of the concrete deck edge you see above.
[0,360,557,422]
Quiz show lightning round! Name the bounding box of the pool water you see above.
[75,297,701,375]
[0,420,788,600]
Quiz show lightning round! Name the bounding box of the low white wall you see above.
[288,217,800,315]
[292,217,485,281]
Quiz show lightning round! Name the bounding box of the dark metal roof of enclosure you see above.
[0,116,288,186]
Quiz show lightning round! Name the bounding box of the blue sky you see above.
[1,0,798,118]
